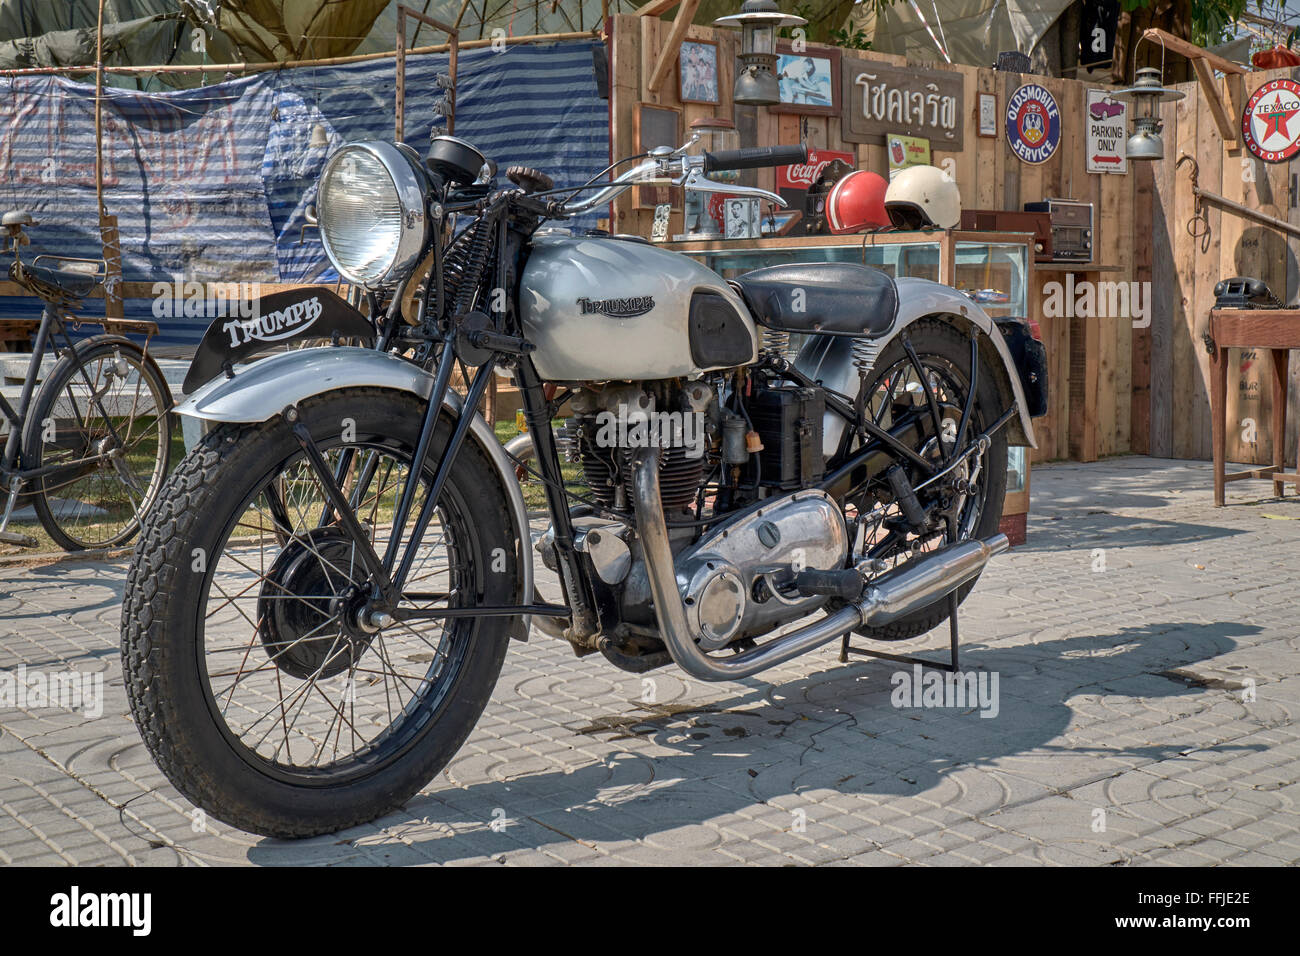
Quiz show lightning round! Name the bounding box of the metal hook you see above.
[1177,152,1211,250]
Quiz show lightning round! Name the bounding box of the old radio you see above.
[959,209,1053,262]
[1023,199,1093,262]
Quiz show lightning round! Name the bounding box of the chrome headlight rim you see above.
[318,140,429,290]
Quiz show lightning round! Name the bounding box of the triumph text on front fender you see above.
[182,287,376,394]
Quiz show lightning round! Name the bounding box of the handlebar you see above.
[703,145,809,173]
[558,142,805,216]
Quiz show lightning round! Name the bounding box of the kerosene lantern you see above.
[713,0,806,106]
[1114,66,1185,161]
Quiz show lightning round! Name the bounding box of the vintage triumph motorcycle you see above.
[121,134,1047,838]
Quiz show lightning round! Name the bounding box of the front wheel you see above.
[121,388,517,838]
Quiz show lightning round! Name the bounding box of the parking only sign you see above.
[1086,89,1128,174]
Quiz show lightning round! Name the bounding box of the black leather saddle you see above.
[731,263,898,338]
[8,259,103,303]
[21,262,101,300]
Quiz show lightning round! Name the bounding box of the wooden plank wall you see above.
[608,14,1139,465]
[1147,65,1300,465]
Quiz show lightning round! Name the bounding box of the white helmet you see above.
[884,165,961,230]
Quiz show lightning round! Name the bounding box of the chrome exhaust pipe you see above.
[631,449,1008,682]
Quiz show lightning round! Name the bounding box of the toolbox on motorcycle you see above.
[749,385,825,489]
[994,317,1049,419]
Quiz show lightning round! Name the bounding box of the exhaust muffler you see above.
[631,450,1007,682]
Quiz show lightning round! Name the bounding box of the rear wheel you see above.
[840,319,1008,641]
[121,388,517,838]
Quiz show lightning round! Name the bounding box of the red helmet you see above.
[826,170,890,234]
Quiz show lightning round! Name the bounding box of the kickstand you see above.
[0,479,38,548]
[839,590,963,673]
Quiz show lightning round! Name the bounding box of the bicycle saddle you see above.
[11,261,101,301]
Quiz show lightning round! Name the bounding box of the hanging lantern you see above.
[1114,67,1185,161]
[713,0,807,106]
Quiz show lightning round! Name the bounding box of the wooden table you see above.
[1209,308,1300,506]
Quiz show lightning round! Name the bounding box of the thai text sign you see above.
[841,58,964,151]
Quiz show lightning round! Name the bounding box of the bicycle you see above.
[0,211,173,551]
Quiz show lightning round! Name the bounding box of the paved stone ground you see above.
[1,455,1298,866]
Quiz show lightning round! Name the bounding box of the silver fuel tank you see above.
[519,235,758,382]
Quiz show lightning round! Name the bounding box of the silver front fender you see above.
[175,347,535,641]
[796,277,1037,458]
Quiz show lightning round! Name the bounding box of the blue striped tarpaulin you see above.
[0,40,610,348]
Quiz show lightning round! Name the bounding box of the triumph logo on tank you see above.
[222,296,323,347]
[576,295,655,319]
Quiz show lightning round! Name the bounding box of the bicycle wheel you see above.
[23,334,173,550]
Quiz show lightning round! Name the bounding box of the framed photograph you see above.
[978,92,998,138]
[635,103,682,209]
[678,39,719,105]
[761,209,803,237]
[724,197,761,239]
[771,43,840,116]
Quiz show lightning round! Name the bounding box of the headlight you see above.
[317,141,428,288]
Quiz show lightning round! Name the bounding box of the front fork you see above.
[283,345,593,633]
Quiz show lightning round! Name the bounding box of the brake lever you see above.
[676,159,787,208]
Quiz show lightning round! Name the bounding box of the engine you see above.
[536,372,843,670]
[560,381,714,518]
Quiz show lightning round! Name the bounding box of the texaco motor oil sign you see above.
[1242,78,1300,163]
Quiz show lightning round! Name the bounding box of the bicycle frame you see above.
[0,298,160,541]
[0,302,57,474]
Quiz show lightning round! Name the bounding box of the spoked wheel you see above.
[23,335,172,550]
[121,388,517,838]
[839,319,1008,641]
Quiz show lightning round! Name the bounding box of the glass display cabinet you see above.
[666,230,1035,543]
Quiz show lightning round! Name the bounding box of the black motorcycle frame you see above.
[265,177,1011,638]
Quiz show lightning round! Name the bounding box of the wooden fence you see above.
[608,13,1142,465]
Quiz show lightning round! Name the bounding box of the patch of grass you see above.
[495,418,589,512]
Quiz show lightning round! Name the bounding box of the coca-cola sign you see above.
[841,57,965,150]
[777,147,857,191]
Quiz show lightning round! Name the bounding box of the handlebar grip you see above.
[702,145,809,173]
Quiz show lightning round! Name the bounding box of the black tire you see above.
[121,388,517,838]
[849,319,1008,642]
[23,334,172,551]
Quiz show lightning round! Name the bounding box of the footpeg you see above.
[794,568,863,601]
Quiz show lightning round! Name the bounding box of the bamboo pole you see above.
[93,0,105,218]
[93,0,123,319]
[0,30,596,78]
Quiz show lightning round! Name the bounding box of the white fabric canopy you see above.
[860,0,1076,67]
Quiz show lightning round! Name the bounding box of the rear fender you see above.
[795,278,1037,458]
